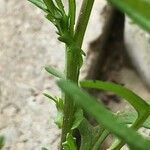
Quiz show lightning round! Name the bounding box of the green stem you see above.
[68,0,76,35]
[92,126,105,148]
[74,0,95,47]
[92,130,110,150]
[60,46,79,149]
[60,0,95,149]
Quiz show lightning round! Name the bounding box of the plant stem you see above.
[92,130,109,150]
[60,46,79,148]
[60,0,95,149]
[68,0,76,35]
[75,0,95,47]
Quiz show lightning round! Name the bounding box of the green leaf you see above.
[55,0,65,13]
[0,136,5,150]
[44,92,64,128]
[28,0,48,12]
[62,133,77,150]
[91,126,105,149]
[108,0,150,32]
[92,129,109,150]
[55,110,63,128]
[57,80,150,150]
[46,13,55,23]
[71,109,84,130]
[45,65,65,79]
[43,0,56,11]
[78,119,93,150]
[117,111,150,129]
[43,0,61,19]
[80,80,150,128]
[80,80,150,149]
[43,92,57,103]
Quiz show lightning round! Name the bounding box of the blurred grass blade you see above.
[57,80,150,150]
[45,65,65,78]
[80,80,150,117]
[80,80,150,148]
[28,0,48,12]
[108,0,150,32]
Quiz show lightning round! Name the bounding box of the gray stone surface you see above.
[124,17,150,88]
[0,0,106,149]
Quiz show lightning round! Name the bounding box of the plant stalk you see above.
[60,0,95,149]
[60,46,79,148]
[75,0,95,47]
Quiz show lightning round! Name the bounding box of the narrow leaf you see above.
[92,130,109,150]
[55,110,63,128]
[44,92,64,128]
[57,80,150,150]
[55,0,65,13]
[43,0,61,19]
[80,80,150,119]
[80,80,150,148]
[45,65,65,78]
[117,111,150,129]
[62,133,77,150]
[43,0,56,12]
[79,119,93,150]
[72,109,84,130]
[43,92,57,103]
[28,0,48,12]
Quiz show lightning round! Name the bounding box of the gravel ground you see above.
[0,0,106,149]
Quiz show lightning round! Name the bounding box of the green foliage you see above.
[78,119,93,150]
[62,133,77,150]
[117,111,150,129]
[57,79,150,150]
[0,136,5,150]
[28,0,48,12]
[108,0,150,32]
[80,80,150,148]
[92,129,109,150]
[44,92,64,128]
[80,80,150,129]
[45,65,65,79]
[71,109,84,130]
